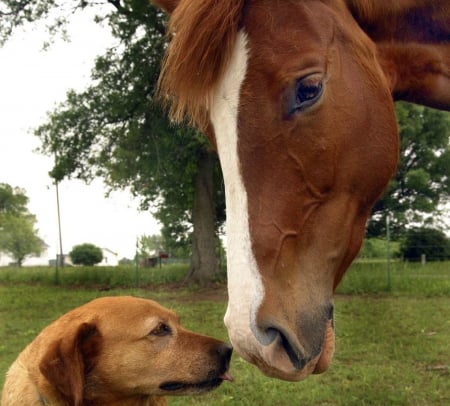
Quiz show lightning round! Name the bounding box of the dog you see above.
[1,296,233,406]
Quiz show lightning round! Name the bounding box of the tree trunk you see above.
[185,151,218,286]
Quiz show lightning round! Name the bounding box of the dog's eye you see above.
[150,323,171,337]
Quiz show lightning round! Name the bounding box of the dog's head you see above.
[38,296,232,405]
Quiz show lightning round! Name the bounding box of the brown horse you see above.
[153,0,450,381]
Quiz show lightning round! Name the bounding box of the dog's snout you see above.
[213,343,233,382]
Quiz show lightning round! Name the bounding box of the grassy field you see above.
[0,262,449,405]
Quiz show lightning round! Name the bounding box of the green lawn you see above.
[0,263,449,405]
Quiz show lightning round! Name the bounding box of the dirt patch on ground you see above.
[185,284,228,302]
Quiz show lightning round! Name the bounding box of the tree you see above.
[0,215,45,266]
[400,228,450,261]
[138,234,165,257]
[368,103,450,238]
[70,243,103,266]
[0,0,225,284]
[0,184,45,266]
[0,183,28,223]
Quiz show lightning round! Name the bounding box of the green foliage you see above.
[138,233,165,257]
[358,237,401,259]
[0,216,45,266]
[400,227,450,261]
[0,184,45,266]
[369,103,450,237]
[69,243,103,266]
[118,257,134,266]
[0,0,59,46]
[0,183,28,221]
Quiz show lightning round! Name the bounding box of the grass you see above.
[0,264,189,287]
[337,260,450,296]
[0,262,449,405]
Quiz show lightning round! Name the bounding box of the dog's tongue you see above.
[220,371,234,382]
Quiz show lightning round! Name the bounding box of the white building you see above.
[99,248,119,266]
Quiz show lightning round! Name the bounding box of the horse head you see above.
[154,0,450,380]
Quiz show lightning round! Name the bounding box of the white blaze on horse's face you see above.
[209,32,265,357]
[209,31,325,380]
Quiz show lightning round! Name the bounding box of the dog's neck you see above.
[84,395,167,406]
[38,391,166,406]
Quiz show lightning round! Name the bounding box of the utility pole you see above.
[55,180,64,269]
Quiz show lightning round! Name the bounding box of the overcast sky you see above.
[0,11,160,262]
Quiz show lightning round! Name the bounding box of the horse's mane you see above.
[345,0,432,21]
[158,0,246,129]
[345,0,449,41]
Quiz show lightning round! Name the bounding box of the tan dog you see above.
[1,296,233,406]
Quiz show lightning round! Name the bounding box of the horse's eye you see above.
[293,74,324,112]
[150,323,171,337]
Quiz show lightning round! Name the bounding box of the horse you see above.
[152,0,450,381]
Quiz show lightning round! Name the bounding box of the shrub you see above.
[69,243,103,266]
[400,227,450,261]
[358,237,401,259]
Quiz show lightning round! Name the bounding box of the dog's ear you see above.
[346,0,450,111]
[39,322,101,406]
[152,0,179,14]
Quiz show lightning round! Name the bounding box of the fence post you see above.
[386,214,391,291]
[54,251,60,285]
[421,254,426,266]
[135,237,140,287]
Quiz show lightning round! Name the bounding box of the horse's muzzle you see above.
[228,303,335,381]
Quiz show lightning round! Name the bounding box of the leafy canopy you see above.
[0,183,28,221]
[369,103,450,238]
[70,243,103,266]
[400,228,450,261]
[0,184,45,266]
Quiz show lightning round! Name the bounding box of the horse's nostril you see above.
[266,327,307,371]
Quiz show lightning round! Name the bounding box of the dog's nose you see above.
[215,343,233,381]
[216,343,233,363]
